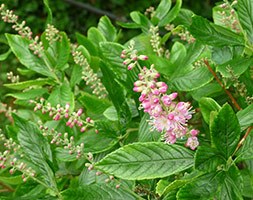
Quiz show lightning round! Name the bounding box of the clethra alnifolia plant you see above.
[0,0,253,199]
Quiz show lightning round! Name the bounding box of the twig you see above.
[204,59,241,110]
[0,181,14,193]
[64,0,123,21]
[232,126,253,157]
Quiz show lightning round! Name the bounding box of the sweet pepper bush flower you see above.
[121,48,199,149]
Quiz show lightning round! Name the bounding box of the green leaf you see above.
[241,169,253,198]
[194,145,225,172]
[211,46,233,65]
[217,57,253,78]
[6,88,48,100]
[156,179,170,196]
[95,142,194,180]
[171,66,213,91]
[43,0,53,24]
[98,16,117,42]
[62,184,138,200]
[152,0,172,24]
[100,62,131,128]
[0,49,11,61]
[5,34,55,78]
[76,32,98,56]
[79,92,111,116]
[189,16,244,47]
[236,129,253,161]
[199,97,221,124]
[70,64,83,87]
[55,32,70,70]
[237,0,253,44]
[138,113,160,142]
[103,106,118,121]
[79,128,118,154]
[87,27,106,48]
[159,0,182,26]
[0,175,23,185]
[217,165,243,200]
[174,8,194,27]
[210,104,241,159]
[237,104,253,131]
[177,172,220,200]
[55,148,77,162]
[130,11,151,33]
[4,78,54,90]
[47,82,74,111]
[13,114,57,190]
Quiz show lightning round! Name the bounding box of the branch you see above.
[204,59,241,110]
[64,0,124,21]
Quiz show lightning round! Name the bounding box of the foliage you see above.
[0,0,253,199]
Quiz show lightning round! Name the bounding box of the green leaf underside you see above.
[210,104,240,159]
[236,104,253,131]
[61,184,137,200]
[95,142,194,180]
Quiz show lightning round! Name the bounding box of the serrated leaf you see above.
[130,11,151,33]
[237,0,253,44]
[156,179,170,196]
[0,175,23,185]
[79,92,111,116]
[236,129,253,161]
[199,97,221,124]
[100,62,131,128]
[55,32,70,70]
[210,104,241,159]
[138,113,160,142]
[174,8,194,27]
[241,169,253,198]
[76,32,98,56]
[13,114,57,190]
[152,0,172,25]
[189,16,244,47]
[171,66,213,91]
[5,34,55,78]
[194,145,225,172]
[61,184,138,200]
[98,16,117,42]
[4,78,54,90]
[237,104,253,131]
[217,57,253,78]
[177,172,220,200]
[103,106,118,121]
[159,0,182,26]
[211,46,233,65]
[55,148,77,162]
[87,27,106,48]
[6,88,48,100]
[47,82,74,111]
[95,142,194,180]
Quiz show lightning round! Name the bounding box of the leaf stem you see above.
[232,126,253,157]
[0,181,14,192]
[204,59,241,110]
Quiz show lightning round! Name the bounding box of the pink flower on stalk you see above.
[185,136,199,150]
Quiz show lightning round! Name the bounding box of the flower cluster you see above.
[39,124,84,159]
[45,24,62,44]
[121,52,199,150]
[0,133,36,182]
[121,40,148,70]
[218,1,240,33]
[71,45,107,99]
[31,98,95,133]
[7,71,19,83]
[0,4,32,39]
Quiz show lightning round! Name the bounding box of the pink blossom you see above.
[185,136,199,150]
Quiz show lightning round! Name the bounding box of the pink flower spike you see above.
[161,95,172,106]
[139,94,146,102]
[53,114,61,121]
[133,86,143,92]
[190,129,199,136]
[169,92,178,100]
[159,86,168,94]
[66,121,71,126]
[168,113,174,120]
[86,117,91,123]
[123,59,131,65]
[64,113,69,118]
[138,55,148,60]
[153,89,160,95]
[134,80,143,87]
[120,54,126,59]
[80,126,86,132]
[128,63,135,70]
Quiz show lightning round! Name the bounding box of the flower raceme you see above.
[122,48,199,150]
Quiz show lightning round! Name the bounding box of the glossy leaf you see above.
[61,184,138,200]
[190,16,244,47]
[6,88,48,100]
[95,142,194,180]
[210,104,241,159]
[55,32,70,70]
[236,104,253,131]
[13,114,57,190]
[152,0,172,24]
[194,145,225,172]
[98,16,117,42]
[6,34,55,78]
[159,0,182,26]
[237,0,253,44]
[199,97,221,124]
[76,32,98,56]
[4,78,54,90]
[87,27,106,48]
[0,49,11,61]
